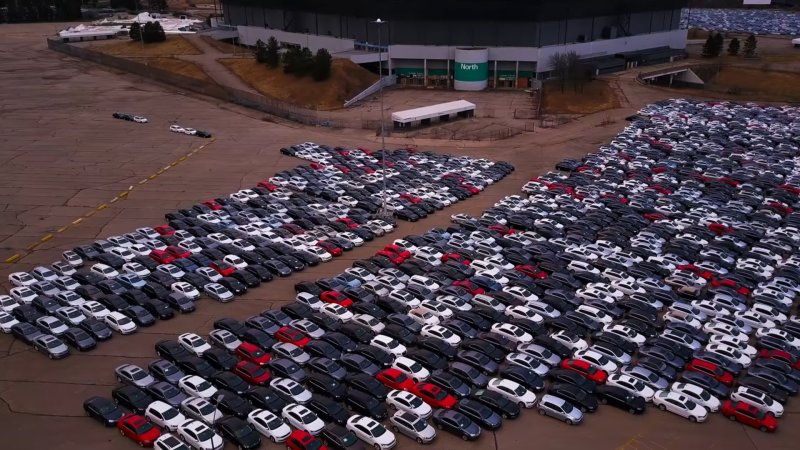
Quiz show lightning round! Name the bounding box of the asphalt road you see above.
[0,23,797,450]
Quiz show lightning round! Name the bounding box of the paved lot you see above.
[0,23,797,450]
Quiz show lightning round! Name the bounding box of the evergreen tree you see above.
[712,33,724,57]
[702,34,716,57]
[255,39,268,63]
[129,21,142,41]
[282,47,303,74]
[727,37,740,56]
[744,33,757,58]
[265,36,280,68]
[311,48,332,81]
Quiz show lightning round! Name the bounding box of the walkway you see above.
[177,35,258,94]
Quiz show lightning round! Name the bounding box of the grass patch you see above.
[141,57,215,83]
[91,36,201,57]
[708,66,800,101]
[219,57,378,110]
[542,80,620,115]
[200,36,243,54]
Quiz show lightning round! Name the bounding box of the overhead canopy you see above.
[391,100,476,124]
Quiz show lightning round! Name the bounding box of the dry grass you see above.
[219,57,379,110]
[542,80,620,115]
[200,36,242,54]
[708,66,800,102]
[142,57,215,83]
[92,36,201,57]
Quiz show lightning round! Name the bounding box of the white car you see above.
[320,303,354,323]
[295,292,324,311]
[574,349,619,374]
[352,314,385,333]
[179,375,218,399]
[575,305,613,325]
[550,330,588,351]
[705,343,752,367]
[702,321,749,342]
[179,333,212,356]
[730,386,784,417]
[407,307,441,326]
[282,403,325,435]
[122,262,150,277]
[271,378,312,404]
[145,401,186,431]
[153,433,187,450]
[652,390,709,423]
[172,282,200,300]
[169,125,186,134]
[505,352,549,376]
[0,311,20,333]
[79,301,111,320]
[181,397,222,426]
[247,409,292,443]
[392,356,430,382]
[386,389,432,418]
[157,264,185,280]
[490,323,532,344]
[606,374,655,401]
[208,329,242,352]
[271,342,310,366]
[10,287,36,304]
[371,334,407,356]
[389,411,436,445]
[104,311,137,334]
[601,324,646,346]
[487,378,537,408]
[669,382,720,412]
[9,271,36,287]
[177,419,224,450]
[418,300,453,320]
[505,305,545,324]
[290,319,326,339]
[420,324,461,347]
[346,415,397,450]
[755,328,800,349]
[734,310,776,330]
[707,334,757,358]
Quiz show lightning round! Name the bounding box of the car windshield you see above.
[197,429,214,441]
[162,407,179,420]
[434,389,448,400]
[199,403,215,415]
[131,370,147,380]
[137,421,155,433]
[299,412,316,424]
[46,340,62,349]
[411,418,427,432]
[684,399,698,409]
[370,423,387,438]
[99,403,118,414]
[266,417,284,429]
[561,401,574,413]
[456,414,470,427]
[196,381,212,391]
[118,317,132,325]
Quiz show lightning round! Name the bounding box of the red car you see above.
[320,290,353,308]
[676,264,714,280]
[287,430,328,450]
[154,225,175,236]
[452,280,485,295]
[708,223,734,234]
[376,368,415,391]
[643,212,668,222]
[758,349,800,369]
[210,260,236,277]
[487,224,515,235]
[202,200,223,211]
[275,326,311,348]
[317,241,342,257]
[165,245,190,259]
[685,359,735,386]
[335,218,359,229]
[235,342,271,366]
[282,223,306,235]
[375,250,406,265]
[515,264,548,279]
[257,180,278,191]
[117,413,161,447]
[710,278,750,296]
[309,162,326,170]
[149,249,176,265]
[560,359,608,384]
[399,193,422,204]
[721,400,777,432]
[768,202,793,215]
[383,245,412,259]
[459,184,480,194]
[647,185,672,195]
[333,164,351,174]
[233,360,272,385]
[441,253,471,265]
[411,382,457,409]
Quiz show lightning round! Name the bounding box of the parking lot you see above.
[1,23,798,450]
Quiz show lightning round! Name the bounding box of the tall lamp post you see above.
[372,18,388,218]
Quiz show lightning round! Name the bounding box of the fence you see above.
[343,75,397,108]
[46,38,370,129]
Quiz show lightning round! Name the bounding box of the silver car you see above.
[621,365,668,390]
[116,363,156,388]
[537,394,583,425]
[390,411,436,444]
[32,334,70,359]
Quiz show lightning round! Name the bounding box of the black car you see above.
[61,327,97,351]
[219,277,247,295]
[306,373,348,401]
[738,376,790,404]
[455,398,502,430]
[244,386,287,414]
[431,409,481,441]
[79,318,113,341]
[121,306,156,327]
[260,309,292,327]
[163,293,196,313]
[241,329,277,350]
[345,374,390,400]
[212,371,252,395]
[546,369,596,393]
[148,359,186,385]
[352,345,394,369]
[267,358,307,383]
[458,339,506,363]
[212,389,252,418]
[449,362,489,388]
[177,355,221,379]
[595,385,646,414]
[428,370,473,399]
[246,315,281,335]
[83,396,125,426]
[304,340,343,360]
[500,365,545,392]
[231,270,261,288]
[281,302,314,320]
[405,348,449,372]
[320,424,365,450]
[215,416,261,450]
[344,389,388,420]
[155,339,192,362]
[471,389,520,419]
[381,324,417,346]
[214,318,249,337]
[679,371,730,398]
[111,385,154,414]
[307,357,348,381]
[10,322,44,344]
[147,381,189,407]
[548,382,598,413]
[417,337,457,360]
[320,332,358,352]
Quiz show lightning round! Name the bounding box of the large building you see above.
[220,0,689,90]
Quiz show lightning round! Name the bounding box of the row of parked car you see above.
[680,8,800,36]
[1,147,511,360]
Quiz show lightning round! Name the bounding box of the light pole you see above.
[372,18,388,218]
